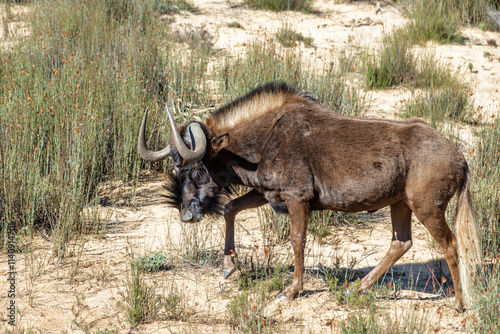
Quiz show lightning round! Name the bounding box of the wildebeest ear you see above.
[211,134,229,153]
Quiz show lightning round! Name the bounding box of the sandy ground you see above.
[1,1,500,333]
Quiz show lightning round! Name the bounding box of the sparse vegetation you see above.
[363,32,416,89]
[0,0,212,254]
[324,274,376,310]
[218,40,366,116]
[118,261,189,325]
[227,289,277,333]
[471,263,500,333]
[156,0,196,14]
[259,204,363,244]
[403,0,464,44]
[363,32,463,90]
[237,261,290,292]
[245,0,313,13]
[275,24,313,47]
[178,219,223,266]
[340,306,431,334]
[259,205,291,243]
[472,118,500,254]
[227,21,244,29]
[118,262,165,326]
[134,251,171,272]
[401,87,472,125]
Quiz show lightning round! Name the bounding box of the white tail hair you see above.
[454,172,482,306]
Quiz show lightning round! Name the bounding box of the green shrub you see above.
[0,0,211,253]
[401,88,472,125]
[134,252,171,272]
[218,41,366,117]
[363,32,417,89]
[245,0,313,13]
[238,262,289,292]
[471,119,500,254]
[118,261,189,325]
[119,262,164,326]
[275,24,313,47]
[227,289,276,333]
[471,263,500,333]
[404,0,464,44]
[340,307,430,334]
[433,0,497,27]
[364,32,464,90]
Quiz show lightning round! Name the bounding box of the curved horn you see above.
[137,107,172,162]
[166,106,207,163]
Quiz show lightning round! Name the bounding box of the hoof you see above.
[276,293,291,301]
[223,267,236,279]
[454,302,465,313]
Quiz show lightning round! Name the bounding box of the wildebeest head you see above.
[137,107,228,222]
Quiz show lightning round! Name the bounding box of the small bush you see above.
[275,24,313,47]
[308,211,333,239]
[118,261,189,325]
[471,118,500,254]
[434,0,497,28]
[340,307,430,334]
[163,285,190,321]
[218,41,366,117]
[118,263,164,326]
[227,289,276,333]
[326,277,376,310]
[401,88,472,125]
[363,32,464,90]
[404,0,463,44]
[337,48,359,75]
[178,219,223,266]
[134,252,171,272]
[245,0,313,13]
[238,262,289,292]
[363,32,417,89]
[471,263,500,333]
[227,21,244,29]
[416,51,463,88]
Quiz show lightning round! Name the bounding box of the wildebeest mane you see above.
[162,172,231,216]
[207,82,317,132]
[163,173,182,210]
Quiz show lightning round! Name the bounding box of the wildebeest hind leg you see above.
[223,189,267,279]
[412,207,463,311]
[277,199,309,300]
[358,200,413,293]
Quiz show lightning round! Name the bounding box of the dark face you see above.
[164,160,227,223]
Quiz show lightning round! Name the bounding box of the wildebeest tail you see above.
[454,169,482,306]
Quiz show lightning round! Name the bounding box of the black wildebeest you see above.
[138,82,481,311]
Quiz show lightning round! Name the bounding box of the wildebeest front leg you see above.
[277,199,309,300]
[223,189,268,279]
[358,200,413,293]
